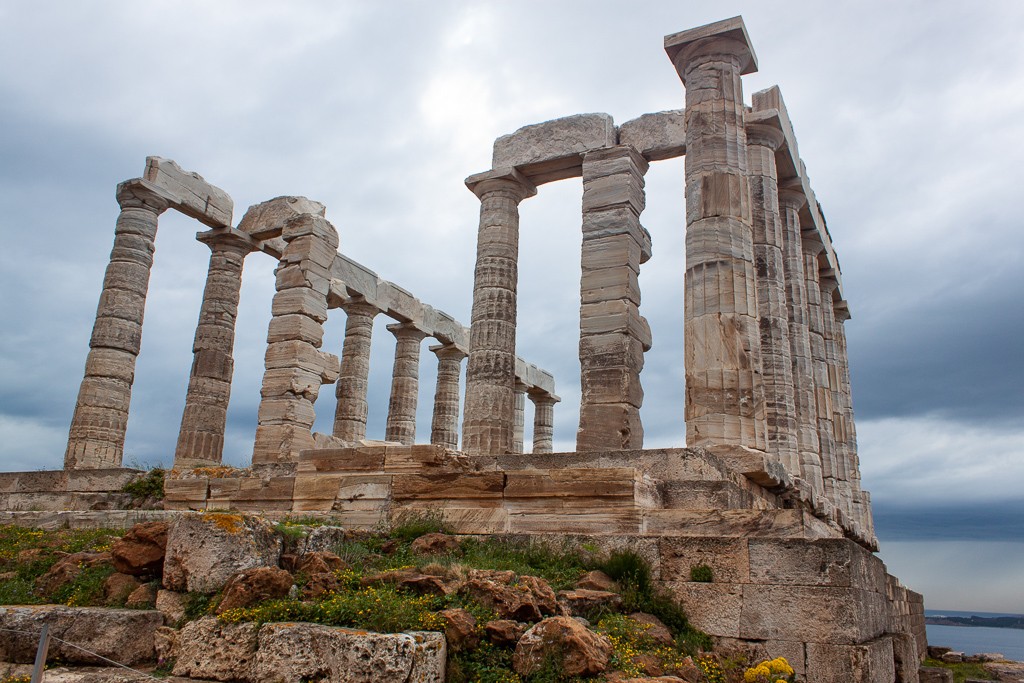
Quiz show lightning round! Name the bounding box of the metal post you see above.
[31,623,50,682]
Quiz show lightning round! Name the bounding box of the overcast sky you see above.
[1,1,1021,614]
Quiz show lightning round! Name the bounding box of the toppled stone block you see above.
[513,616,612,677]
[163,513,282,592]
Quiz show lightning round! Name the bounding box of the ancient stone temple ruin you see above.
[1,17,927,683]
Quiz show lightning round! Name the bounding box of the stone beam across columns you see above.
[65,179,169,469]
[528,390,559,453]
[462,167,536,455]
[665,16,767,449]
[173,228,255,469]
[577,145,651,451]
[429,343,466,450]
[333,298,379,444]
[385,322,428,445]
[746,111,799,476]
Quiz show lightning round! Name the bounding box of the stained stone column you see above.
[512,381,528,454]
[666,18,767,449]
[429,343,466,450]
[804,239,839,511]
[333,299,379,443]
[834,302,868,533]
[820,280,853,523]
[65,180,169,469]
[529,391,558,453]
[173,231,253,469]
[462,168,537,455]
[778,187,824,497]
[577,146,651,451]
[385,322,427,445]
[747,122,799,473]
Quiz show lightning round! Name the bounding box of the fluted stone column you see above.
[529,391,557,453]
[462,168,537,455]
[173,231,253,469]
[333,299,379,443]
[804,239,839,511]
[834,302,868,534]
[65,180,169,469]
[385,322,427,445]
[747,121,799,474]
[512,381,528,454]
[820,279,853,522]
[430,343,466,450]
[778,186,824,497]
[666,18,767,449]
[577,146,651,451]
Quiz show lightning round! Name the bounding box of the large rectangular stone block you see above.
[392,472,504,501]
[144,157,233,228]
[297,447,387,473]
[748,538,885,589]
[659,537,750,584]
[492,113,615,183]
[618,110,687,161]
[508,510,642,534]
[805,637,895,683]
[663,581,743,637]
[739,584,888,644]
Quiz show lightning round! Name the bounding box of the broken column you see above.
[173,230,254,469]
[666,18,767,450]
[577,146,651,451]
[746,114,799,475]
[529,390,558,453]
[333,298,379,443]
[252,213,340,464]
[385,322,427,445]
[462,168,536,455]
[778,186,824,496]
[429,343,466,450]
[65,180,169,469]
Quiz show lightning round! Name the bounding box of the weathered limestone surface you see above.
[667,16,767,450]
[385,322,428,445]
[332,298,378,443]
[143,156,233,229]
[462,168,536,456]
[617,110,687,161]
[512,381,528,454]
[163,514,282,593]
[430,344,466,450]
[492,113,616,184]
[529,391,558,453]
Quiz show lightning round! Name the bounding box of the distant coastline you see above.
[925,615,1024,630]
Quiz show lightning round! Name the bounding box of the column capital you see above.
[834,299,852,322]
[665,16,758,78]
[387,321,428,341]
[465,167,537,202]
[778,187,808,213]
[746,122,786,152]
[528,389,560,406]
[819,268,840,295]
[429,343,467,362]
[116,178,170,214]
[341,297,380,319]
[802,236,826,257]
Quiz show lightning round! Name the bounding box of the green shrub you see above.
[922,658,997,683]
[390,508,453,540]
[121,468,165,500]
[690,563,713,582]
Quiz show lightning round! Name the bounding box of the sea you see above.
[925,610,1024,662]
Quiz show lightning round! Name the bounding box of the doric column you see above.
[529,391,558,453]
[747,120,799,474]
[462,168,537,455]
[429,343,466,450]
[173,231,253,469]
[666,18,767,449]
[821,289,853,524]
[65,180,169,469]
[778,186,824,497]
[385,322,427,445]
[577,146,651,451]
[804,239,839,512]
[512,381,528,454]
[333,298,379,443]
[834,302,868,533]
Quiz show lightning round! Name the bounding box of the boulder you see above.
[172,616,259,681]
[558,588,622,616]
[154,625,178,664]
[919,667,954,683]
[462,572,558,622]
[294,551,347,599]
[439,608,479,652]
[576,569,618,591]
[103,573,142,605]
[250,623,445,683]
[216,566,294,614]
[155,589,187,625]
[0,606,161,666]
[125,582,157,609]
[34,551,111,598]
[513,616,612,677]
[163,513,282,592]
[410,533,461,555]
[110,521,168,577]
[628,612,674,646]
[361,568,455,596]
[484,619,525,646]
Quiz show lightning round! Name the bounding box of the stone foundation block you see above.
[739,584,888,644]
[805,637,895,683]
[748,537,885,588]
[664,582,743,637]
[659,536,750,583]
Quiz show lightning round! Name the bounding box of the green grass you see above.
[923,658,997,683]
[389,508,453,540]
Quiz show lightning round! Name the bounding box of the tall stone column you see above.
[747,121,799,474]
[65,180,169,469]
[512,381,528,454]
[577,146,651,451]
[462,168,536,455]
[834,302,868,534]
[820,278,853,522]
[666,18,767,449]
[778,187,824,497]
[385,322,427,445]
[173,231,253,469]
[429,343,466,450]
[333,299,379,443]
[529,391,558,453]
[804,239,839,512]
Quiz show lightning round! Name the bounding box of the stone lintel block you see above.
[752,86,802,181]
[422,306,465,346]
[706,445,791,488]
[144,156,233,228]
[331,254,382,305]
[377,282,424,325]
[659,536,750,584]
[392,472,505,501]
[508,510,642,535]
[582,172,646,214]
[491,114,616,184]
[238,195,326,240]
[618,110,687,161]
[267,315,324,347]
[804,637,896,683]
[271,287,329,323]
[747,538,886,589]
[740,584,889,644]
[163,477,209,502]
[297,447,387,473]
[663,581,743,637]
[664,16,757,75]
